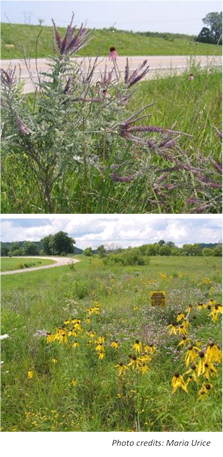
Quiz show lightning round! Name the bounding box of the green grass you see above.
[1,23,222,59]
[1,257,56,272]
[1,255,222,431]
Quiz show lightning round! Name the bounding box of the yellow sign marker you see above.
[150,291,166,307]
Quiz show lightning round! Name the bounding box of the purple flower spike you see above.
[52,15,91,56]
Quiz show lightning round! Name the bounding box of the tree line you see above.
[1,232,221,259]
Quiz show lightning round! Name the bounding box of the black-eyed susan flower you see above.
[128,355,142,371]
[205,342,222,364]
[115,362,129,376]
[132,339,143,354]
[110,341,120,349]
[184,364,198,383]
[46,332,55,343]
[176,312,185,322]
[167,323,177,335]
[198,382,213,398]
[177,335,191,347]
[171,372,188,393]
[208,305,222,322]
[144,344,156,354]
[197,351,206,376]
[203,362,217,380]
[73,340,80,348]
[140,363,149,375]
[185,345,199,366]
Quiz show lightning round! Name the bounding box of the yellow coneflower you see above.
[98,352,105,360]
[177,336,191,347]
[185,304,193,313]
[73,340,80,348]
[171,372,188,393]
[96,336,105,344]
[87,330,96,340]
[197,302,206,311]
[140,363,149,375]
[178,319,190,336]
[167,323,177,335]
[176,312,185,322]
[184,364,198,383]
[203,362,217,380]
[115,362,129,376]
[46,332,55,343]
[132,339,143,354]
[71,379,77,386]
[110,341,120,349]
[86,316,91,324]
[139,353,152,364]
[208,305,222,322]
[95,343,105,353]
[198,382,212,398]
[144,344,156,354]
[128,355,142,371]
[185,345,199,366]
[197,351,206,376]
[205,342,222,364]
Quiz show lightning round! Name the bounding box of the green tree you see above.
[41,232,75,255]
[23,241,40,256]
[97,245,106,257]
[84,247,93,257]
[213,243,222,256]
[159,245,171,256]
[202,247,214,256]
[197,12,222,44]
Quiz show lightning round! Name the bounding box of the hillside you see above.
[1,23,222,59]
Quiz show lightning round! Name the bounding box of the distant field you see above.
[1,23,222,59]
[1,255,222,431]
[1,257,56,272]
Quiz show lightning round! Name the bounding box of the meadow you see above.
[0,257,56,272]
[1,23,222,59]
[1,255,222,432]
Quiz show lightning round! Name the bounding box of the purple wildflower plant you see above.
[124,58,149,87]
[52,13,92,56]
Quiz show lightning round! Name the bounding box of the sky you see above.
[1,0,222,34]
[0,216,222,249]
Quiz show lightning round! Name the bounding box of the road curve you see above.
[1,55,222,93]
[0,256,79,275]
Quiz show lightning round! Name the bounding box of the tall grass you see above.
[1,23,222,59]
[1,256,222,432]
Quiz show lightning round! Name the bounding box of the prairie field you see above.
[1,255,222,432]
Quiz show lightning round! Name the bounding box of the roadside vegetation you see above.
[1,255,222,431]
[1,17,222,214]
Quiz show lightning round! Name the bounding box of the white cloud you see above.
[0,216,222,250]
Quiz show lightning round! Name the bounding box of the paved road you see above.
[0,256,79,275]
[1,55,222,93]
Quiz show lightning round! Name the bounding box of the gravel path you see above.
[1,55,222,93]
[0,256,79,275]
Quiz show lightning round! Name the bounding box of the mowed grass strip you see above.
[1,23,222,59]
[1,257,56,272]
[1,255,222,431]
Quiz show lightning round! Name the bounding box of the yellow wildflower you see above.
[115,362,129,376]
[197,351,206,376]
[51,358,58,364]
[28,370,34,379]
[205,342,222,364]
[73,341,80,348]
[185,345,199,366]
[132,339,143,354]
[176,312,185,322]
[110,341,120,349]
[71,379,77,386]
[171,372,188,393]
[128,355,142,371]
[167,323,177,335]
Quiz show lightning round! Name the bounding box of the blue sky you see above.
[0,216,222,249]
[1,0,222,34]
